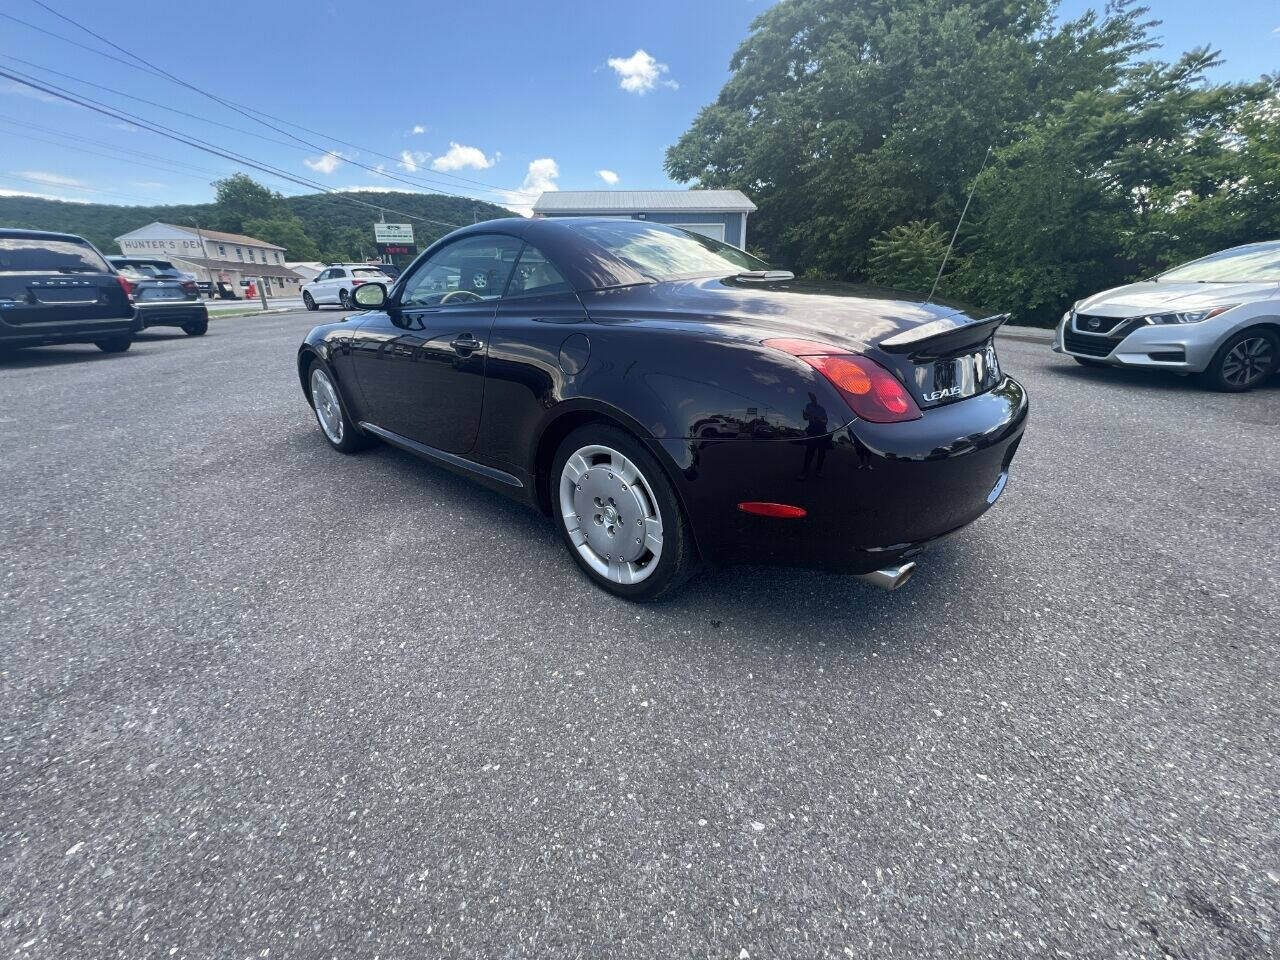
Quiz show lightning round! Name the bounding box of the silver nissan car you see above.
[1054,240,1279,391]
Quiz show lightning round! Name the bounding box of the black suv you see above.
[0,228,138,353]
[108,256,209,336]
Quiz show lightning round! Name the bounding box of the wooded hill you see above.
[0,190,512,261]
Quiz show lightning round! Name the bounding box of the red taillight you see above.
[350,279,364,286]
[180,280,198,294]
[763,338,922,423]
[116,274,133,298]
[738,501,807,518]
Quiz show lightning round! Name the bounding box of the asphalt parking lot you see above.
[2,311,1277,959]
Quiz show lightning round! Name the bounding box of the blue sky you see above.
[1,0,1276,214]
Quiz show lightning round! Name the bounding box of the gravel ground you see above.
[1,313,1277,959]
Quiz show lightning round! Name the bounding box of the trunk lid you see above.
[597,276,1008,410]
[0,234,134,326]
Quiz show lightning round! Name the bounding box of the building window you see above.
[235,247,243,260]
[248,248,256,262]
[218,244,226,257]
[274,251,281,263]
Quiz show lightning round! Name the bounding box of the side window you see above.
[331,268,346,279]
[400,235,522,308]
[314,269,329,282]
[507,243,573,298]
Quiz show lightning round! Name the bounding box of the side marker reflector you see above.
[738,501,807,518]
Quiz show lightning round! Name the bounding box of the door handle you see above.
[450,334,483,354]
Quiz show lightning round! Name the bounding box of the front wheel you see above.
[183,319,208,336]
[307,361,371,453]
[550,424,699,601]
[1201,328,1277,392]
[339,290,352,310]
[95,336,132,353]
[303,292,318,311]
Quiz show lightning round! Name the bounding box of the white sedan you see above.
[1055,240,1279,391]
[301,264,394,311]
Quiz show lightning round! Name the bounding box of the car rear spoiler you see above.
[879,313,1010,358]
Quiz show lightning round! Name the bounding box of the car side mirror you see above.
[353,283,387,308]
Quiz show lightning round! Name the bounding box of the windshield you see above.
[572,220,768,281]
[114,261,182,278]
[352,267,390,278]
[0,237,110,273]
[1158,241,1280,283]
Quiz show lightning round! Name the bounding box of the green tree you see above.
[665,0,1152,278]
[954,52,1280,323]
[866,220,953,292]
[242,216,320,262]
[210,173,289,232]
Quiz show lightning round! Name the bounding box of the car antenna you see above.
[928,145,992,304]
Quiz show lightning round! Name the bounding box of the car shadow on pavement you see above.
[0,345,139,370]
[290,419,984,629]
[1044,356,1280,394]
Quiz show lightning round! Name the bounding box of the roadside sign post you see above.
[374,223,416,264]
[258,277,268,311]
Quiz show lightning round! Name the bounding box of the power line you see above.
[0,11,168,80]
[0,115,230,180]
[21,1,517,204]
[0,172,180,206]
[0,67,467,229]
[0,126,225,184]
[0,50,515,205]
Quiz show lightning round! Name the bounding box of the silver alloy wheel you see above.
[1221,335,1274,387]
[559,443,664,584]
[310,367,345,444]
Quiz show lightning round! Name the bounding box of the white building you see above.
[114,222,303,297]
[531,190,756,249]
[285,261,327,283]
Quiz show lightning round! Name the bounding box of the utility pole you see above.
[186,217,209,293]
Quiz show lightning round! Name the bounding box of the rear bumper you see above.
[136,302,208,328]
[656,377,1028,574]
[0,312,139,347]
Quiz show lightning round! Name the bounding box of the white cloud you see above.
[501,157,560,217]
[20,170,88,188]
[2,81,62,104]
[411,124,427,135]
[304,152,344,174]
[399,150,430,172]
[132,180,169,190]
[431,142,496,172]
[607,49,677,94]
[597,169,619,185]
[0,187,91,203]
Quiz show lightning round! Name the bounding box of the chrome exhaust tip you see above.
[857,561,918,591]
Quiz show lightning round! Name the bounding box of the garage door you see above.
[671,223,726,242]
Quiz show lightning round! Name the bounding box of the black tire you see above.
[1200,328,1278,392]
[550,423,700,601]
[183,319,208,336]
[95,336,132,353]
[339,290,352,310]
[306,359,371,454]
[303,292,318,311]
[1074,357,1107,368]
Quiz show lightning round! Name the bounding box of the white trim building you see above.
[531,190,757,249]
[113,222,302,296]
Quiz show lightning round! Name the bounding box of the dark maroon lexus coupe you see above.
[299,217,1027,600]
